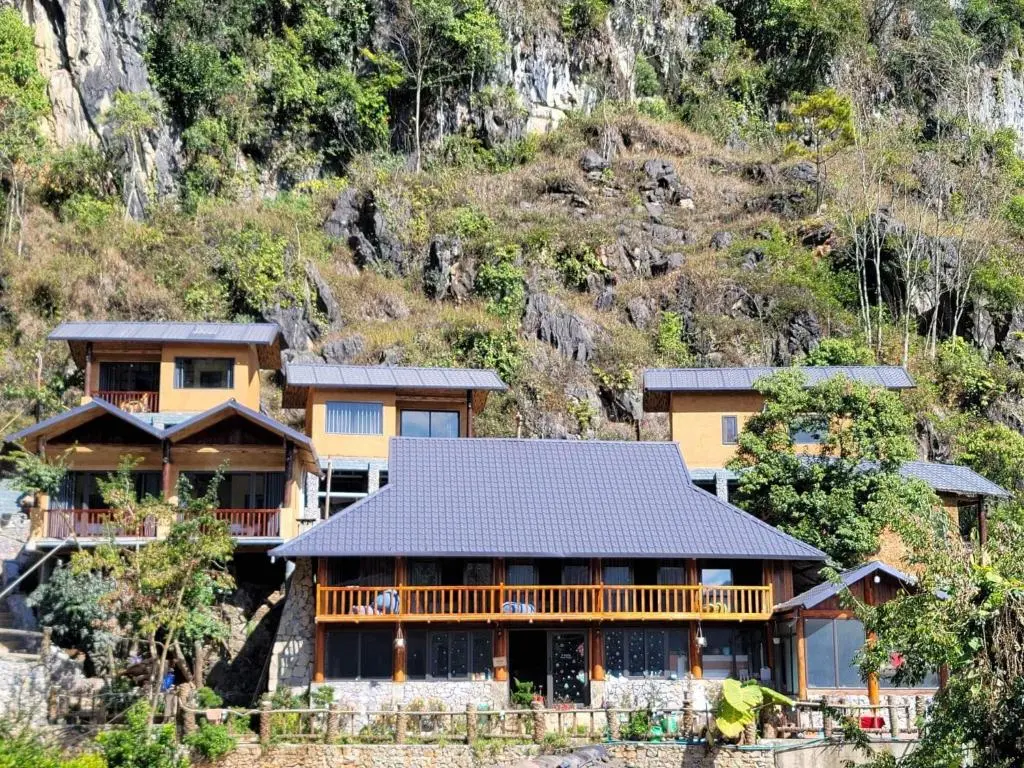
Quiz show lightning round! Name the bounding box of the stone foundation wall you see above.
[314,679,509,714]
[208,742,775,768]
[268,558,315,690]
[595,676,719,713]
[0,648,88,725]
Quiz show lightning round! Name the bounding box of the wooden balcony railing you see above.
[46,509,157,539]
[213,508,280,538]
[94,390,159,413]
[316,584,773,623]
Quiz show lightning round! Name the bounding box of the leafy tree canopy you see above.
[730,370,937,565]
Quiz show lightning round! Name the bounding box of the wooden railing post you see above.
[531,701,546,744]
[326,702,341,743]
[259,698,272,747]
[887,696,899,738]
[466,703,478,743]
[395,705,407,744]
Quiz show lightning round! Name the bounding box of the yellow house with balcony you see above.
[5,322,319,550]
[281,363,506,518]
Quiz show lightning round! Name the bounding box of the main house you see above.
[8,322,318,549]
[642,366,1009,549]
[267,437,827,710]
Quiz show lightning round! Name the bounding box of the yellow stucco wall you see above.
[669,392,765,468]
[158,343,261,412]
[307,389,469,459]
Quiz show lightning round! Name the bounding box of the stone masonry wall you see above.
[594,676,719,714]
[209,742,775,768]
[269,558,315,690]
[313,680,509,717]
[0,648,88,725]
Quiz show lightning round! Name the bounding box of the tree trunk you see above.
[414,72,423,173]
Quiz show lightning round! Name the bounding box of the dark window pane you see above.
[99,362,159,392]
[805,619,837,688]
[561,564,590,585]
[627,630,645,676]
[174,358,233,389]
[407,631,427,679]
[604,631,624,676]
[430,632,449,678]
[325,631,359,679]
[722,415,738,444]
[450,632,469,678]
[657,566,684,584]
[471,631,492,678]
[666,629,688,678]
[328,471,369,494]
[464,562,492,585]
[360,631,393,679]
[645,629,667,677]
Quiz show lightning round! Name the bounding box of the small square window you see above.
[722,415,739,445]
[174,357,234,389]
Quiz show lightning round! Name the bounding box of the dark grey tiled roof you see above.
[644,366,915,392]
[775,561,916,612]
[285,364,507,391]
[48,321,281,345]
[899,461,1010,498]
[270,438,826,560]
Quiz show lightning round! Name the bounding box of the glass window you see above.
[324,629,392,680]
[409,560,440,586]
[325,402,384,435]
[602,565,632,585]
[561,563,590,585]
[657,566,685,584]
[174,357,233,389]
[400,410,460,438]
[98,361,159,392]
[416,631,492,680]
[507,563,537,585]
[836,620,867,688]
[604,629,687,678]
[722,415,739,445]
[805,619,838,688]
[703,626,761,680]
[464,561,492,585]
[701,568,734,586]
[791,416,828,444]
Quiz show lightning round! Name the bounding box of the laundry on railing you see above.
[375,589,400,614]
[501,601,536,613]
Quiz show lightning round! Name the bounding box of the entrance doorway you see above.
[508,630,590,706]
[509,630,547,702]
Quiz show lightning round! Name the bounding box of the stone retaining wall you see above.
[269,558,315,690]
[0,648,87,725]
[313,679,509,714]
[207,742,775,768]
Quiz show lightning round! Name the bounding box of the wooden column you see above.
[84,343,93,399]
[466,391,474,437]
[865,573,880,705]
[796,613,808,701]
[494,627,508,682]
[314,622,326,683]
[282,442,295,508]
[394,625,407,682]
[591,628,605,682]
[977,498,988,546]
[762,561,776,680]
[687,559,702,678]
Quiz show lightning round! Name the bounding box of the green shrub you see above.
[27,564,115,662]
[936,337,1006,412]
[216,223,294,316]
[42,145,116,212]
[510,679,536,708]
[634,55,659,97]
[560,0,610,37]
[185,722,237,761]
[619,709,652,740]
[637,96,671,120]
[475,245,525,318]
[195,687,223,708]
[1002,194,1024,235]
[556,244,609,290]
[448,324,524,384]
[96,702,186,768]
[803,337,874,366]
[653,311,691,366]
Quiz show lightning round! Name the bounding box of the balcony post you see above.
[84,343,93,399]
[795,612,808,701]
[687,559,702,678]
[393,624,407,683]
[314,622,326,683]
[466,390,474,438]
[590,628,605,682]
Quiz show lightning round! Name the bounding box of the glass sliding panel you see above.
[400,410,461,437]
[561,563,590,585]
[99,362,159,391]
[431,411,460,437]
[463,561,493,585]
[325,631,359,679]
[805,619,837,688]
[450,632,469,678]
[430,632,450,678]
[399,410,430,437]
[701,568,734,586]
[507,563,536,585]
[835,620,866,688]
[471,631,492,679]
[604,631,625,677]
[409,560,440,586]
[602,565,632,585]
[359,630,393,679]
[666,629,688,678]
[645,629,667,677]
[407,631,427,679]
[626,631,645,675]
[657,566,685,584]
[325,402,384,435]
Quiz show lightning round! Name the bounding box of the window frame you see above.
[173,357,235,389]
[323,628,394,681]
[399,409,461,438]
[805,618,867,690]
[721,415,739,445]
[325,401,385,436]
[407,629,493,681]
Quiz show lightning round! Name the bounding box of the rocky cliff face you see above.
[11,0,178,212]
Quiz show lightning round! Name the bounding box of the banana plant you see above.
[714,678,794,740]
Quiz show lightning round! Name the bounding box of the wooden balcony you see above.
[213,508,280,538]
[94,390,159,413]
[46,508,157,539]
[316,584,773,623]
